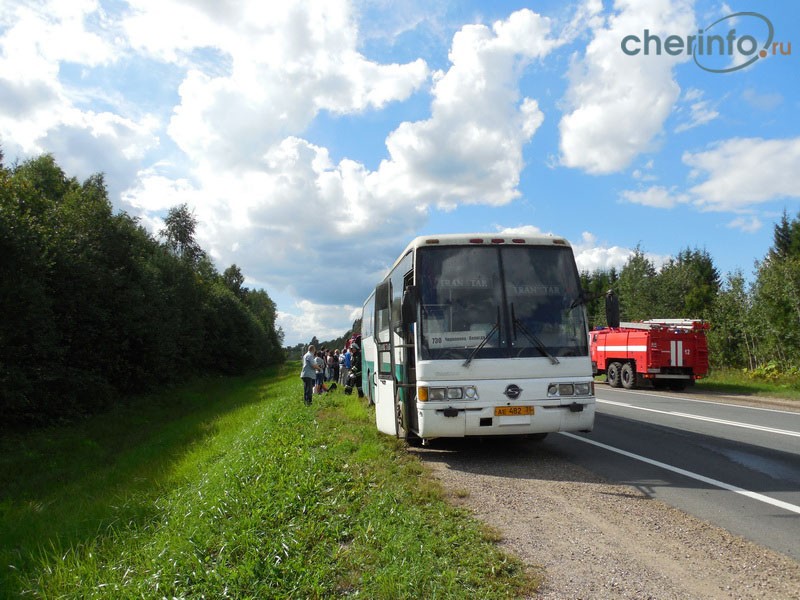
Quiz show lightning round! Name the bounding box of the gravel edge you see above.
[414,440,800,600]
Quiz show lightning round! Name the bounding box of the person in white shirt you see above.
[300,345,319,405]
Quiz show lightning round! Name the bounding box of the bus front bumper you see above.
[415,399,595,439]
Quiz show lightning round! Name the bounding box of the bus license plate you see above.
[495,406,533,417]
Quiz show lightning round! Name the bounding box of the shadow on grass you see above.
[0,364,290,594]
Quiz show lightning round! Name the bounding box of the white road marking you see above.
[560,432,800,515]
[599,387,800,415]
[597,399,800,438]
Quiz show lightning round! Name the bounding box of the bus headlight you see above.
[418,386,477,401]
[429,387,447,401]
[548,382,593,397]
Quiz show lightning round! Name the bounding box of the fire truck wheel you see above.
[621,362,636,389]
[607,362,623,388]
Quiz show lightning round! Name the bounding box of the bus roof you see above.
[389,233,573,275]
[401,232,570,254]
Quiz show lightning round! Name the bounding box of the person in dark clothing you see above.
[345,346,364,398]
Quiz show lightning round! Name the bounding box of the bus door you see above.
[373,280,397,436]
[388,257,416,439]
[399,272,418,436]
[374,258,416,438]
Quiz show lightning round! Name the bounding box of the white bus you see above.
[360,233,595,445]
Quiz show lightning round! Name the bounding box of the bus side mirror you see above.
[402,285,418,324]
[605,290,620,328]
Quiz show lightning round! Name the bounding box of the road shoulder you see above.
[415,441,800,599]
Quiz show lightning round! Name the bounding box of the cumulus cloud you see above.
[620,185,690,208]
[0,0,157,193]
[278,299,362,347]
[493,229,638,274]
[684,137,800,211]
[121,0,431,170]
[372,9,561,208]
[141,8,571,317]
[559,0,695,174]
[570,231,634,272]
[498,225,548,236]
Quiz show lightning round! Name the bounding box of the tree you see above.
[244,288,284,362]
[657,248,719,319]
[708,271,755,369]
[1,156,287,426]
[616,247,657,321]
[580,267,618,328]
[770,209,800,260]
[160,204,204,266]
[751,256,800,368]
[749,211,800,369]
[223,264,246,299]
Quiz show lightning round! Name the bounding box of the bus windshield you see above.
[416,245,588,361]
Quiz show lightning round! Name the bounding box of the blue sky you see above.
[1,0,798,346]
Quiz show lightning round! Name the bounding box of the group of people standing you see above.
[300,340,361,405]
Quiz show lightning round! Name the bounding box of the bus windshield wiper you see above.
[511,304,559,365]
[462,307,500,368]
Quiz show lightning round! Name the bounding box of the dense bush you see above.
[0,155,284,426]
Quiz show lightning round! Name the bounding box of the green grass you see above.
[696,368,800,401]
[0,364,536,598]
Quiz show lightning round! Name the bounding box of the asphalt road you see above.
[546,385,800,560]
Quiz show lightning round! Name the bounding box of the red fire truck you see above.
[590,319,710,390]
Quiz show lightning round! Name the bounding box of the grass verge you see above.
[0,364,536,598]
[696,368,800,401]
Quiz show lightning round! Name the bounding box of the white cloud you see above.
[559,0,695,174]
[373,9,559,208]
[726,216,762,233]
[675,87,719,132]
[494,229,649,275]
[620,185,690,208]
[122,0,431,170]
[498,225,547,236]
[571,231,633,272]
[122,167,200,212]
[135,8,569,316]
[684,137,800,211]
[0,0,157,195]
[277,300,362,348]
